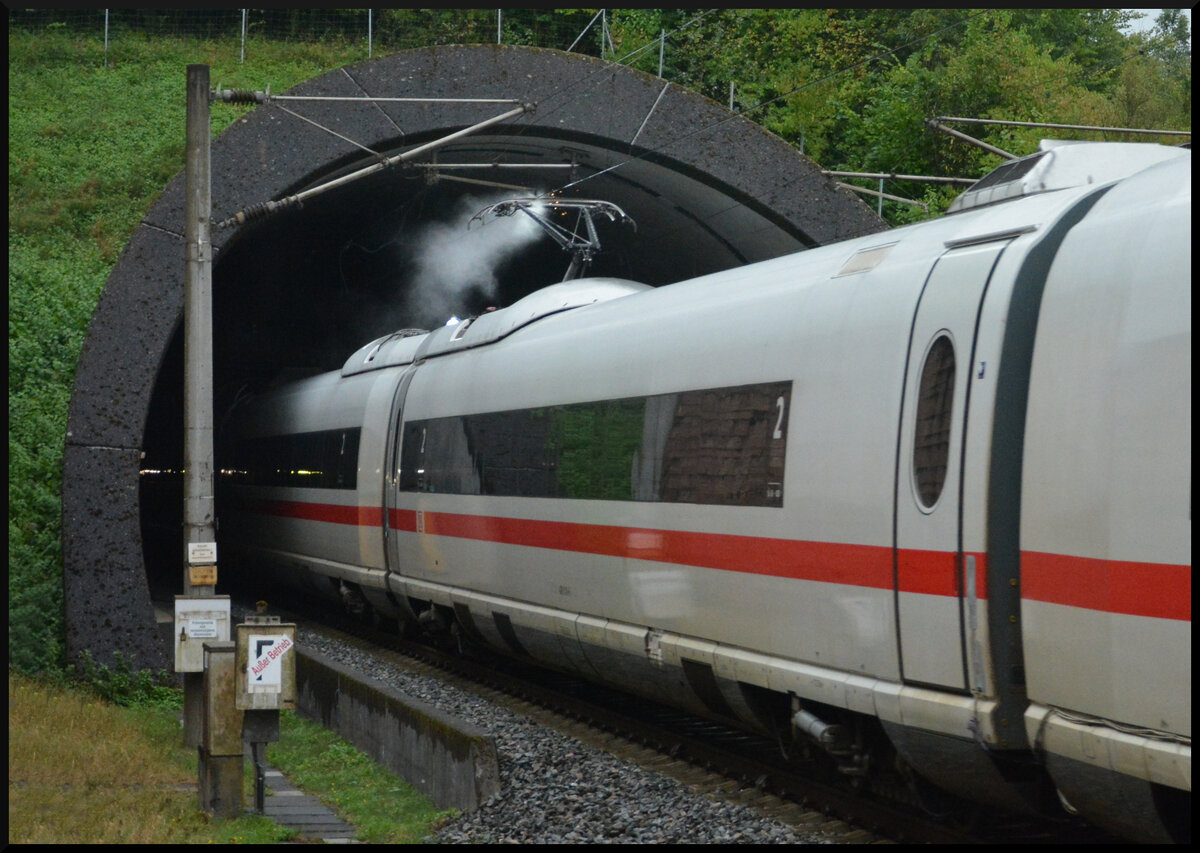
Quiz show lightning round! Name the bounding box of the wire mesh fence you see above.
[7,9,614,61]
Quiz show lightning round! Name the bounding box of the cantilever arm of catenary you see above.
[214,100,534,229]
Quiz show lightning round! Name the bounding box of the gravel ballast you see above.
[298,627,834,844]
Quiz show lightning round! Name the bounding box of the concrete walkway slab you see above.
[255,766,361,842]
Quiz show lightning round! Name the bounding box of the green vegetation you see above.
[10,668,294,844]
[9,670,452,844]
[8,29,368,676]
[7,10,1191,679]
[269,711,456,843]
[608,9,1190,224]
[549,400,647,500]
[75,649,180,708]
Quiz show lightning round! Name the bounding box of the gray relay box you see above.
[174,595,231,672]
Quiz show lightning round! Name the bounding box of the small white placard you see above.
[247,633,294,693]
[188,617,219,639]
[188,541,218,564]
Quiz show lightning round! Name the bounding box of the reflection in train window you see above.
[399,381,791,507]
[913,335,955,509]
[229,428,360,489]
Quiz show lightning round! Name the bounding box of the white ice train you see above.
[219,141,1190,842]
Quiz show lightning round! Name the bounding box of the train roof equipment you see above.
[341,328,429,377]
[342,277,651,376]
[470,197,636,282]
[342,140,1190,379]
[948,139,1188,214]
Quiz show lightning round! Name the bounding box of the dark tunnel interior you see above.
[138,129,818,601]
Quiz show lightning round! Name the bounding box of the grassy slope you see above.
[9,670,294,843]
[8,28,366,673]
[9,671,451,843]
[9,32,454,841]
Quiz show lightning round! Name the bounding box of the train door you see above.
[382,366,421,590]
[894,240,1009,690]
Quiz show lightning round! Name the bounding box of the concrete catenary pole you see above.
[184,62,217,597]
[182,63,217,747]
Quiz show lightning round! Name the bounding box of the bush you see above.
[75,650,181,708]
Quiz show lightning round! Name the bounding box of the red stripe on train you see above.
[244,501,977,597]
[1021,550,1190,621]
[389,508,975,596]
[240,500,1190,619]
[252,500,383,528]
[392,507,898,587]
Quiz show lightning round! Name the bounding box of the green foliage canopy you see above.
[608,8,1188,217]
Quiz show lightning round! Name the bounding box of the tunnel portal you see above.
[63,44,885,671]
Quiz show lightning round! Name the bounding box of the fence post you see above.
[368,9,373,58]
[240,10,246,64]
[103,9,109,68]
[659,30,665,77]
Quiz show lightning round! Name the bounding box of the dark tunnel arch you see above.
[62,44,885,670]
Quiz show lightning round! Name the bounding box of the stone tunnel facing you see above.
[63,44,885,671]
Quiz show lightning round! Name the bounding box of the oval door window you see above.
[912,334,956,510]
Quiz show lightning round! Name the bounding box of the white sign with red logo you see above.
[247,633,293,693]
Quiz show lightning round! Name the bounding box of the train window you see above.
[963,150,1046,192]
[912,335,955,510]
[398,381,791,507]
[835,242,896,277]
[228,427,360,490]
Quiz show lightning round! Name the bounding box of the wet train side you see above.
[218,142,1190,842]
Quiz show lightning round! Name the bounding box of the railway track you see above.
[265,597,1123,845]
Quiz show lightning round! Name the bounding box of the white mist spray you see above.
[403,192,546,328]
